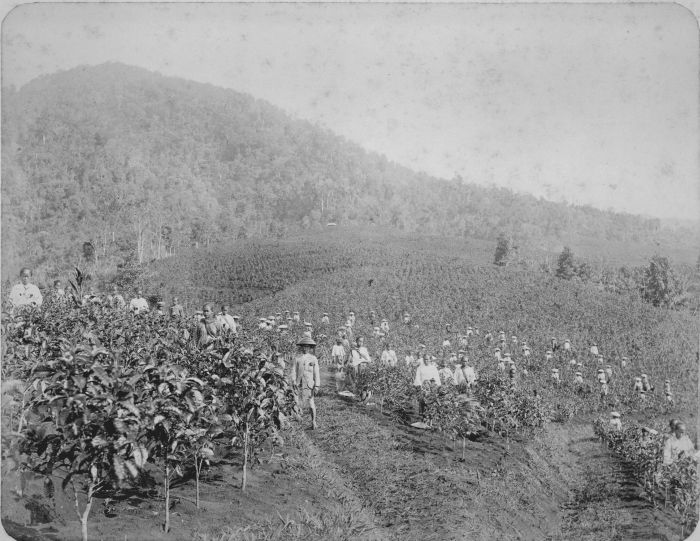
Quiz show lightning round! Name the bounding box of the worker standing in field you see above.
[292,336,321,429]
[380,342,398,367]
[609,412,622,431]
[9,268,43,311]
[438,359,454,385]
[331,337,346,392]
[51,279,65,298]
[196,303,223,348]
[169,297,184,318]
[107,285,126,310]
[129,289,149,315]
[414,356,441,416]
[217,305,237,334]
[663,422,695,465]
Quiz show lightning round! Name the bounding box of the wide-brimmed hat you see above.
[297,336,317,347]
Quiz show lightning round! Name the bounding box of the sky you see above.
[2,2,699,221]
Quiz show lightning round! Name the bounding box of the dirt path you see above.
[533,422,685,541]
[311,366,688,541]
[307,367,566,540]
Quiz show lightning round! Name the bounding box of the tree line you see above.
[2,62,697,279]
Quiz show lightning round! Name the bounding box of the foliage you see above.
[642,256,688,308]
[556,246,577,280]
[3,63,697,281]
[4,302,299,539]
[493,234,514,266]
[593,418,697,533]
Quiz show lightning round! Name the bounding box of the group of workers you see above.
[5,267,695,463]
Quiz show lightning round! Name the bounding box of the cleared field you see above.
[3,232,697,541]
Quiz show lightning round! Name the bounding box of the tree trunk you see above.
[72,480,97,541]
[462,437,466,460]
[164,465,170,533]
[242,423,249,491]
[195,457,201,509]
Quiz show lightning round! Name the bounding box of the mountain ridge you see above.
[1,62,697,278]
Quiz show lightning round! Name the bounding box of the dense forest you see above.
[2,62,697,279]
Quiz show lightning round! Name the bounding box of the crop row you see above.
[2,302,299,541]
[593,418,697,534]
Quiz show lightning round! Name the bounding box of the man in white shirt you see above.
[129,289,149,315]
[380,319,390,333]
[438,361,454,385]
[663,422,695,465]
[453,362,467,386]
[292,336,321,429]
[107,285,126,310]
[414,356,441,417]
[52,280,65,298]
[463,363,477,388]
[351,337,372,369]
[405,351,416,367]
[331,338,346,367]
[380,343,398,367]
[609,412,622,431]
[9,268,43,310]
[414,356,441,388]
[217,305,237,334]
[303,322,313,339]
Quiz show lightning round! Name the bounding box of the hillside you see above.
[2,62,698,279]
[2,231,697,541]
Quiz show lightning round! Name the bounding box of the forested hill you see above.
[1,62,696,278]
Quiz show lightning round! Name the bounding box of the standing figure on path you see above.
[196,303,223,348]
[292,336,321,429]
[129,289,149,315]
[331,337,346,392]
[9,268,43,311]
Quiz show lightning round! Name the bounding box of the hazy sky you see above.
[2,2,699,220]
